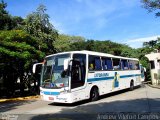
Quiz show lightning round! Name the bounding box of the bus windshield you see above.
[41,54,70,89]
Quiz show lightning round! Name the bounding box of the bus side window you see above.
[113,58,121,70]
[129,60,139,70]
[102,57,113,70]
[95,58,101,70]
[135,62,140,70]
[121,59,129,70]
[89,55,95,70]
[89,55,101,71]
[89,63,94,70]
[129,61,133,70]
[102,59,107,70]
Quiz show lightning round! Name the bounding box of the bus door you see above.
[70,54,86,98]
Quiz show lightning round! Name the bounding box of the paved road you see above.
[0,85,160,120]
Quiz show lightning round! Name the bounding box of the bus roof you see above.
[46,50,139,61]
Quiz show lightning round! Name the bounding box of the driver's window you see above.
[71,54,86,89]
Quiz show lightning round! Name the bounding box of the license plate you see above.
[49,97,54,100]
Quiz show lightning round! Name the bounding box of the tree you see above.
[143,40,157,48]
[136,47,153,81]
[70,41,86,51]
[0,0,25,30]
[0,0,12,30]
[12,16,25,30]
[119,45,138,58]
[142,0,160,16]
[54,34,85,52]
[0,30,44,96]
[25,4,58,54]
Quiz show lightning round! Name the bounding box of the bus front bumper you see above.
[40,91,73,103]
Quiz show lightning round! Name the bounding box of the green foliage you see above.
[142,0,160,16]
[54,34,85,52]
[143,40,157,48]
[0,0,12,30]
[0,30,45,96]
[25,4,58,54]
[154,37,160,50]
[137,47,153,58]
[0,30,44,68]
[0,1,24,30]
[12,16,25,30]
[0,3,59,96]
[137,46,154,81]
[25,5,54,36]
[72,40,137,57]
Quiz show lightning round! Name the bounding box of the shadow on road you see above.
[30,85,160,120]
[0,100,37,112]
[29,98,160,120]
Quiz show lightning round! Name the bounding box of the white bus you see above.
[33,50,145,103]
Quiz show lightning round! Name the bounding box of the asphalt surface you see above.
[0,84,160,120]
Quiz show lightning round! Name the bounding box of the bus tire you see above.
[130,80,134,91]
[90,87,99,101]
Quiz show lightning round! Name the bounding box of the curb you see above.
[147,84,160,89]
[0,95,40,103]
[142,81,151,84]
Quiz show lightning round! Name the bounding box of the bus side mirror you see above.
[64,58,71,70]
[33,63,43,74]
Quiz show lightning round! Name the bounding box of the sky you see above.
[4,0,160,48]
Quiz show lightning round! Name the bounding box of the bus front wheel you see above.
[90,87,99,101]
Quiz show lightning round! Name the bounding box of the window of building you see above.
[157,60,160,69]
[150,61,155,69]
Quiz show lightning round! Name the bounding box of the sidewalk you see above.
[143,81,160,89]
[0,95,40,103]
[147,84,160,89]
